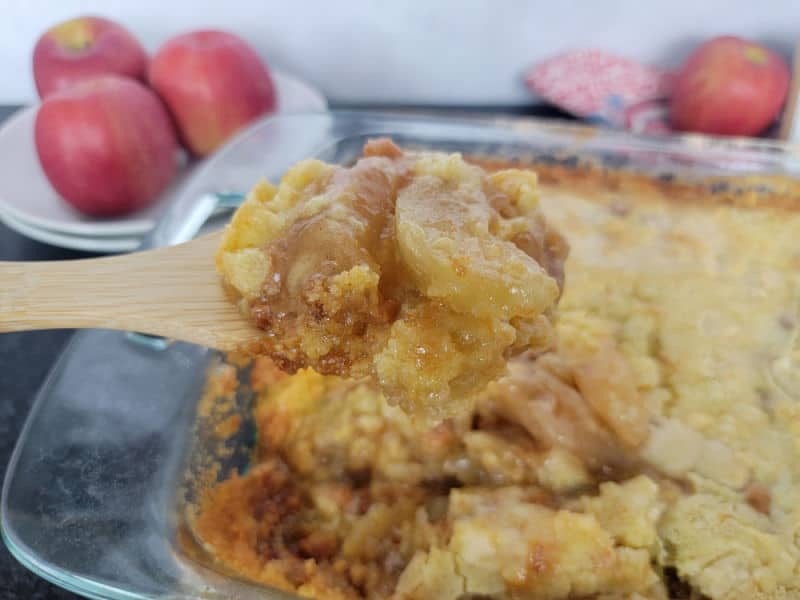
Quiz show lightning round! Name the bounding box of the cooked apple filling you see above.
[216,139,567,424]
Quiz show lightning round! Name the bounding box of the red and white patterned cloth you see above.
[526,49,673,134]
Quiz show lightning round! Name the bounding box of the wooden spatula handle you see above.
[0,231,249,349]
[0,256,142,332]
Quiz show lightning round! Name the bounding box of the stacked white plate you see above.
[0,71,327,252]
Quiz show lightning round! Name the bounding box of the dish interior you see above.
[181,151,800,600]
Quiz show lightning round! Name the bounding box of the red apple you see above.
[33,16,147,99]
[148,30,276,157]
[35,76,179,217]
[670,36,790,136]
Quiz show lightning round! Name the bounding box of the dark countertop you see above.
[0,214,94,596]
[0,102,571,598]
[0,101,96,597]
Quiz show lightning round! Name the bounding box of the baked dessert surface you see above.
[196,155,800,600]
[216,140,565,424]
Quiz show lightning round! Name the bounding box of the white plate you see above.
[0,211,142,253]
[0,70,327,239]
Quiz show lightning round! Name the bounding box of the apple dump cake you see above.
[192,150,800,599]
[216,140,566,424]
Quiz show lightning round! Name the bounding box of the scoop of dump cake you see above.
[216,139,566,424]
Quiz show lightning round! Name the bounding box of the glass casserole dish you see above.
[3,111,800,600]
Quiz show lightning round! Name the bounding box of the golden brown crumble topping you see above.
[192,147,800,600]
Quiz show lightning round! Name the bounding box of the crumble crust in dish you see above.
[194,149,800,599]
[215,140,567,425]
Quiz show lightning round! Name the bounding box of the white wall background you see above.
[2,0,797,105]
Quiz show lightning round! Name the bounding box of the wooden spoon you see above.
[0,230,261,350]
